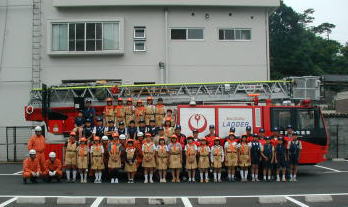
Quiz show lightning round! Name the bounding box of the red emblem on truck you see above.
[188,114,207,133]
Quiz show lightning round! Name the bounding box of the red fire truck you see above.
[24,78,328,164]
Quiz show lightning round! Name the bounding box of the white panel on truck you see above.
[179,107,215,137]
[218,108,253,137]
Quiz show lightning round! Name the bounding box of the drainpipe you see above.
[164,8,169,83]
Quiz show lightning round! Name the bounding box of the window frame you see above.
[218,28,252,41]
[170,28,204,41]
[133,26,146,39]
[133,40,146,52]
[47,18,124,56]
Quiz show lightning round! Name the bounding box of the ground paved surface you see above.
[0,160,347,206]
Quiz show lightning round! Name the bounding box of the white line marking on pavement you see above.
[0,174,21,176]
[181,197,193,207]
[315,165,341,172]
[0,193,347,199]
[0,197,17,207]
[285,196,310,207]
[12,171,22,175]
[322,171,348,174]
[90,197,103,207]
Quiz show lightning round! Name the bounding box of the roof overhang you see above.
[53,0,280,8]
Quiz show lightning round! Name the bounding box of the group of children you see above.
[59,123,302,184]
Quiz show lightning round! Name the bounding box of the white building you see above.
[0,0,280,160]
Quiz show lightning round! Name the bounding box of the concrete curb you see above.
[148,197,177,205]
[57,197,86,204]
[107,197,136,205]
[305,195,333,202]
[17,197,46,204]
[198,197,227,205]
[259,197,287,204]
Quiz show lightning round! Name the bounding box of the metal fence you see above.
[5,126,33,162]
[327,124,348,159]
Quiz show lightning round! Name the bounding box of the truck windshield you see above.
[296,109,315,130]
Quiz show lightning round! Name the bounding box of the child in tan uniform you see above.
[142,133,156,183]
[125,139,137,183]
[198,138,210,183]
[108,133,123,184]
[224,134,239,181]
[90,136,104,183]
[185,136,198,183]
[64,132,78,182]
[210,137,224,183]
[77,137,89,183]
[238,135,251,182]
[156,137,168,183]
[168,135,182,182]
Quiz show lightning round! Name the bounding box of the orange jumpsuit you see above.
[27,135,46,170]
[23,157,41,178]
[114,105,126,126]
[103,105,115,124]
[155,104,166,127]
[43,159,63,177]
[135,106,145,126]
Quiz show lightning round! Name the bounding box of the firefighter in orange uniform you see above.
[155,98,166,127]
[103,97,115,124]
[145,96,156,126]
[135,99,145,126]
[125,98,135,127]
[115,98,126,127]
[27,126,46,172]
[23,149,41,184]
[43,152,62,182]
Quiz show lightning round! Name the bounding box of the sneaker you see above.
[282,178,286,182]
[293,177,297,182]
[192,178,196,183]
[163,179,166,183]
[127,180,131,184]
[115,178,119,184]
[200,179,204,183]
[94,179,98,183]
[149,179,154,184]
[131,180,134,184]
[214,178,217,183]
[205,179,209,183]
[255,178,260,182]
[144,179,148,184]
[218,179,222,183]
[111,178,114,183]
[252,178,255,182]
[276,177,280,182]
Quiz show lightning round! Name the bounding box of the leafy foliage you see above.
[270,1,347,79]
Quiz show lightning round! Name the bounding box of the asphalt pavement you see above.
[0,160,347,206]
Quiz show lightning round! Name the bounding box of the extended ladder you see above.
[29,80,296,107]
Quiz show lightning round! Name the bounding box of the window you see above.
[271,109,292,131]
[133,26,146,52]
[171,28,204,40]
[134,40,146,52]
[219,29,251,40]
[51,21,121,53]
[134,27,146,39]
[296,110,315,130]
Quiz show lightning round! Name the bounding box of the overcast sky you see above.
[283,0,347,45]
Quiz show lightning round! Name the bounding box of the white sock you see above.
[149,173,153,181]
[213,172,217,180]
[144,174,148,180]
[232,174,235,179]
[245,171,248,179]
[66,170,71,180]
[277,175,280,179]
[263,175,266,180]
[200,172,203,180]
[218,173,221,180]
[290,174,293,179]
[205,172,209,180]
[294,174,297,178]
[84,172,87,181]
[240,170,244,179]
[228,174,232,179]
[99,172,102,181]
[252,174,255,179]
[80,173,83,180]
[268,175,271,180]
[282,175,285,179]
[72,170,77,180]
[189,177,192,181]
